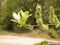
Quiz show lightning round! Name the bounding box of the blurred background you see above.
[0,0,60,39]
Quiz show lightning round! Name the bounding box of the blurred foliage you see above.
[48,28,58,38]
[0,0,60,38]
[35,4,49,30]
[34,41,49,45]
[12,10,31,27]
[1,0,60,29]
[49,6,60,29]
[12,10,33,31]
[0,0,35,30]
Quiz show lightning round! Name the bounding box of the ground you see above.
[0,35,60,45]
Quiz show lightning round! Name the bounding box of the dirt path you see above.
[0,35,60,45]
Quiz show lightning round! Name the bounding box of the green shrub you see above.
[12,10,31,27]
[34,41,49,45]
[12,10,33,31]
